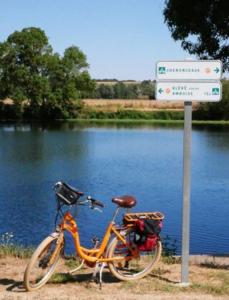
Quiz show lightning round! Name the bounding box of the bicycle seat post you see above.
[111,207,120,223]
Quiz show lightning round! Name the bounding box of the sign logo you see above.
[158,67,166,74]
[212,88,220,95]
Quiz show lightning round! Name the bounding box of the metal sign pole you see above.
[181,101,192,285]
[156,59,222,287]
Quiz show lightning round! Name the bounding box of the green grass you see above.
[50,272,76,284]
[0,244,34,258]
[193,120,229,125]
[65,257,84,269]
[161,255,181,265]
[67,118,184,123]
[64,118,229,126]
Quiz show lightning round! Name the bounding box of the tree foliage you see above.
[0,27,95,119]
[164,0,229,71]
[94,81,155,99]
[193,81,229,120]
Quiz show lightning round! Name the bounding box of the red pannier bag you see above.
[134,218,162,251]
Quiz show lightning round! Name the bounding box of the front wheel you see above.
[24,232,64,291]
[107,230,162,281]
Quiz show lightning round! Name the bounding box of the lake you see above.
[0,122,229,255]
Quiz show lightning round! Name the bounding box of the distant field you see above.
[83,99,199,112]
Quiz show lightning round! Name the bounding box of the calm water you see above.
[0,122,229,255]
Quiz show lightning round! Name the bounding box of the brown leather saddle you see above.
[112,195,136,208]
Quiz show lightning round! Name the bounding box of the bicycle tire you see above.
[107,229,162,281]
[24,232,64,291]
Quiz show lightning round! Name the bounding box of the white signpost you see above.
[156,60,222,81]
[155,60,222,286]
[156,81,222,102]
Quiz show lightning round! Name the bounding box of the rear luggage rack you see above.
[123,212,164,224]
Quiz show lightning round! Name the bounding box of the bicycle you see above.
[24,181,164,291]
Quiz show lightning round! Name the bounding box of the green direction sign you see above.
[212,87,220,95]
[156,60,222,80]
[158,67,166,74]
[156,82,222,102]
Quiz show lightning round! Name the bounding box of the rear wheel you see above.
[108,230,162,281]
[24,233,64,291]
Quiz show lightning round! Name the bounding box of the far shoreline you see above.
[64,118,229,125]
[1,119,229,126]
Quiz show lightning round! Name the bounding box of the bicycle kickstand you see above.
[92,262,106,289]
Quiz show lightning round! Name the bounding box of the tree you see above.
[96,84,114,99]
[0,27,95,119]
[140,81,155,99]
[164,0,229,71]
[113,82,128,99]
[0,27,52,106]
[193,80,229,120]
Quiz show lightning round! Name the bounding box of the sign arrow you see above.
[214,67,220,73]
[158,88,163,94]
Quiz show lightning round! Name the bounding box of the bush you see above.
[94,81,155,100]
[0,102,24,119]
[78,109,184,120]
[193,81,229,120]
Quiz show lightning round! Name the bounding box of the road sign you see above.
[156,81,222,101]
[155,59,222,285]
[156,60,222,80]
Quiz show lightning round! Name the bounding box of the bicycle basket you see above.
[54,182,81,205]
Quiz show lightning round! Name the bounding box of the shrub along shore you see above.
[1,107,229,125]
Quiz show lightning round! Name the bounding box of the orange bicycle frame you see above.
[59,211,136,263]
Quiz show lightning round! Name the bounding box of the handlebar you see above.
[87,196,104,208]
[78,196,105,212]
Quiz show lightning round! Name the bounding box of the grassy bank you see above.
[69,109,229,125]
[2,105,229,125]
[78,109,184,120]
[0,244,34,258]
[2,118,229,129]
[64,118,229,126]
[0,102,229,125]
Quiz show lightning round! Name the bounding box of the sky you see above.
[0,0,193,80]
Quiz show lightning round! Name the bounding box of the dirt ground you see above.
[0,255,229,300]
